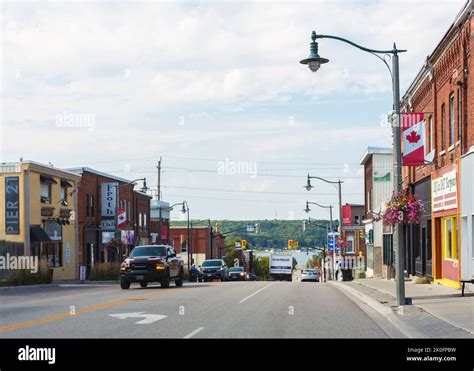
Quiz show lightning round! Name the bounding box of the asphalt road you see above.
[0,281,395,338]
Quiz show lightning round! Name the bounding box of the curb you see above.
[332,282,425,338]
[0,283,60,291]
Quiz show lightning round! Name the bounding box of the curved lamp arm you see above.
[314,32,406,55]
[308,174,343,185]
[313,31,407,79]
[307,201,332,210]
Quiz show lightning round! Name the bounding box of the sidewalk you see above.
[0,279,119,291]
[339,278,473,336]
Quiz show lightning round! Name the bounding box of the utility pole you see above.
[157,157,162,200]
[157,157,162,244]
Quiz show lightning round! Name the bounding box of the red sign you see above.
[402,112,425,166]
[161,224,168,242]
[117,208,126,229]
[342,204,352,226]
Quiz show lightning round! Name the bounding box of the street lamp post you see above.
[306,217,331,283]
[170,201,190,273]
[305,174,342,235]
[305,201,335,281]
[300,31,407,305]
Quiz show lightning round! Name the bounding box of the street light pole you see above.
[169,201,190,274]
[392,50,406,306]
[300,31,407,305]
[305,201,335,281]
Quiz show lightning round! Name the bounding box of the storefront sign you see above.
[101,182,117,217]
[5,176,20,234]
[432,169,457,212]
[101,220,115,230]
[65,242,71,266]
[373,171,391,182]
[342,205,352,226]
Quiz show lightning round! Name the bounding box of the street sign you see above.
[79,266,87,281]
[246,225,256,233]
[328,232,340,253]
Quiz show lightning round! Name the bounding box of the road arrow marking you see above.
[108,312,167,324]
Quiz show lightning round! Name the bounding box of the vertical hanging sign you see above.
[402,112,425,166]
[5,177,20,234]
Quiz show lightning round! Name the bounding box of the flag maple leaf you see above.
[406,130,421,144]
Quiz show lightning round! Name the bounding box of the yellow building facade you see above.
[0,161,81,280]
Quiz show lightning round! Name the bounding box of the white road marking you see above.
[239,282,275,303]
[108,312,167,324]
[183,327,205,339]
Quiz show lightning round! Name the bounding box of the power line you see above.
[162,184,362,196]
[63,153,361,168]
[164,193,353,204]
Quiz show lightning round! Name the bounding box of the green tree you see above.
[253,256,269,281]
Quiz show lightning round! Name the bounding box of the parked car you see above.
[120,245,184,289]
[200,259,228,281]
[301,268,320,282]
[246,272,257,281]
[228,266,246,281]
[189,264,204,282]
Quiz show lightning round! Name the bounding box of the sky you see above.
[0,0,467,221]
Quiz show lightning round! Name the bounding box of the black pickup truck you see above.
[120,245,184,289]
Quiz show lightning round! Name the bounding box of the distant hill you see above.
[170,219,336,249]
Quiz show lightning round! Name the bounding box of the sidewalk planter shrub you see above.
[375,191,424,225]
[89,263,120,281]
[1,261,53,286]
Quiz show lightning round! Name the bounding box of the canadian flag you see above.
[402,112,425,166]
[117,208,126,229]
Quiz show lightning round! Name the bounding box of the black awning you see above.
[40,175,57,184]
[30,225,52,243]
[60,179,73,187]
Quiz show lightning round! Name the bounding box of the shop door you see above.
[434,218,442,279]
[414,225,423,276]
[425,220,433,278]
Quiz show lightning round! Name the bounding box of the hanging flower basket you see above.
[374,191,424,225]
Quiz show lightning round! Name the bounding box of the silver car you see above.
[301,268,320,282]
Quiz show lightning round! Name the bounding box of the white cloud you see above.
[0,0,466,219]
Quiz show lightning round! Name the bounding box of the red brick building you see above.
[400,1,473,288]
[66,167,149,271]
[341,204,366,255]
[169,225,225,268]
[133,190,151,246]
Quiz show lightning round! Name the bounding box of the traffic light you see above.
[287,239,293,249]
[241,240,247,249]
[359,229,365,239]
[292,241,299,248]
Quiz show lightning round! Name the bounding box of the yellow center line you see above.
[0,288,189,334]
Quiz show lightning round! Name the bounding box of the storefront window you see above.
[444,217,458,260]
[39,242,63,267]
[346,236,354,253]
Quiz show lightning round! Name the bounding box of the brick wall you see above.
[402,13,473,188]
